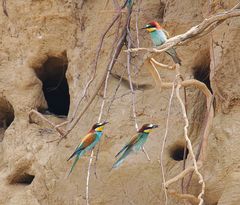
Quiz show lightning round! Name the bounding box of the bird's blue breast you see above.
[150,30,167,46]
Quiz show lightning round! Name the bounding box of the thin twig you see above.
[97,69,111,123]
[63,1,128,131]
[142,146,150,161]
[93,45,113,178]
[150,58,174,70]
[160,78,176,205]
[68,11,123,125]
[127,13,150,161]
[2,0,8,17]
[86,150,94,205]
[84,3,132,203]
[127,30,138,131]
[57,24,128,144]
[105,70,126,119]
[135,0,142,48]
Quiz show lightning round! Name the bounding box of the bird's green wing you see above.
[163,29,170,39]
[115,134,140,158]
[67,132,96,161]
[78,132,97,149]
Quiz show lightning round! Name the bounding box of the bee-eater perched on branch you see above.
[142,21,182,65]
[112,124,158,169]
[67,121,108,176]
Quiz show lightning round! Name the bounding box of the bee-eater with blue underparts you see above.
[112,124,158,169]
[142,21,181,65]
[67,121,108,176]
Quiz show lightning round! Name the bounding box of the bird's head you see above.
[142,21,161,32]
[138,124,158,133]
[91,121,109,132]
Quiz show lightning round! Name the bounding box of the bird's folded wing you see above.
[79,132,97,149]
[162,29,170,39]
[67,132,96,161]
[115,134,140,158]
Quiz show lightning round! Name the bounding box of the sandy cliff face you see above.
[0,0,240,205]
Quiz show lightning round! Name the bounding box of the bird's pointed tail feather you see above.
[112,148,132,169]
[67,155,80,177]
[166,47,181,65]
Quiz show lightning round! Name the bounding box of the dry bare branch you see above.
[150,58,174,70]
[142,146,150,161]
[165,166,195,188]
[175,81,205,205]
[160,78,176,205]
[57,19,128,144]
[135,0,142,48]
[68,10,123,126]
[2,0,8,17]
[86,150,94,205]
[148,56,213,204]
[127,33,138,131]
[29,110,66,137]
[127,5,240,53]
[105,70,126,119]
[84,4,133,204]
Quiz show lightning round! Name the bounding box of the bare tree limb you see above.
[175,77,205,205]
[127,6,240,53]
[142,146,150,161]
[150,58,174,70]
[29,110,66,137]
[148,57,213,204]
[165,166,195,188]
[84,4,133,204]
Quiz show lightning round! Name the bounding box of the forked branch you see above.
[148,60,213,205]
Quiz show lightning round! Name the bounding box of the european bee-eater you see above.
[112,124,158,168]
[67,121,108,176]
[143,21,181,65]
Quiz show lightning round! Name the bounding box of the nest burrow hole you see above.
[0,99,14,141]
[192,58,212,93]
[35,55,70,116]
[10,173,35,185]
[170,144,189,161]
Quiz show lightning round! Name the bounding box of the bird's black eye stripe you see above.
[145,25,155,28]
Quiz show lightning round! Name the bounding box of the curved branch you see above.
[127,5,240,53]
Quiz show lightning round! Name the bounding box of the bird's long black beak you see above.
[102,121,109,126]
[141,26,147,30]
[152,124,158,129]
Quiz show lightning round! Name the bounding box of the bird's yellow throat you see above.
[146,28,156,33]
[95,126,104,132]
[144,129,151,133]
